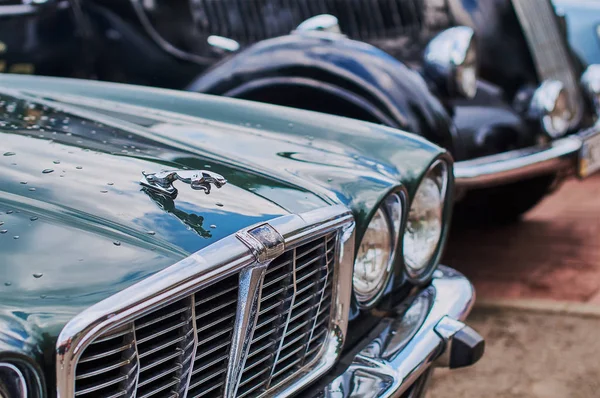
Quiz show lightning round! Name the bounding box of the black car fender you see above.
[187,33,461,156]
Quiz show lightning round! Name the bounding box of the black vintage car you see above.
[2,0,600,224]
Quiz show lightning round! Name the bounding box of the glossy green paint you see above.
[0,75,447,392]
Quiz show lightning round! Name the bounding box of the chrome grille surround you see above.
[57,205,355,398]
[512,0,584,129]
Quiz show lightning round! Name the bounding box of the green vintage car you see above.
[0,75,483,398]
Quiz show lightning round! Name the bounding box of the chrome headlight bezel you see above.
[529,80,571,138]
[403,159,451,282]
[353,191,406,308]
[424,26,478,99]
[0,362,28,398]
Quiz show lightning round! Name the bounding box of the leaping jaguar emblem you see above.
[141,169,227,197]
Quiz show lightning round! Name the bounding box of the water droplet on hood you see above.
[30,216,38,221]
[13,236,19,239]
[40,294,47,299]
[42,169,54,174]
[76,166,83,170]
[53,160,60,164]
[4,282,11,286]
[6,210,13,214]
[216,202,224,207]
[0,221,3,226]
[33,273,43,278]
[28,188,36,192]
[20,181,27,185]
[0,230,7,234]
[210,224,217,229]
[3,152,15,156]
[147,231,156,235]
[100,190,108,193]
[107,182,114,186]
[113,241,121,246]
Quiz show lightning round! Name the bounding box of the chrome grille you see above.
[75,325,138,397]
[189,0,430,43]
[238,233,335,397]
[74,233,337,398]
[188,275,238,398]
[135,297,196,398]
[512,0,583,127]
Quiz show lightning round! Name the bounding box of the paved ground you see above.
[444,174,600,303]
[427,305,600,398]
[427,175,600,397]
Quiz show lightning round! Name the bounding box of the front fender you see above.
[187,33,459,155]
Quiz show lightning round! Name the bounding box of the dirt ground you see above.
[427,305,600,398]
[444,174,600,303]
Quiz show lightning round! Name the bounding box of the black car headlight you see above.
[403,160,449,279]
[424,26,478,99]
[353,193,403,307]
[529,80,571,138]
[0,363,27,398]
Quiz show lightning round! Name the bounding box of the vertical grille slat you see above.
[74,232,338,398]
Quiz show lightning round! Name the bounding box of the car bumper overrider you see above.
[454,124,600,189]
[311,266,483,398]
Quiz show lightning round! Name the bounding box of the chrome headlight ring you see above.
[0,363,27,398]
[529,80,572,138]
[424,26,478,99]
[353,190,406,308]
[403,159,451,282]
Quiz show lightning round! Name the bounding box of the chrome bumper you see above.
[454,135,582,189]
[316,266,483,398]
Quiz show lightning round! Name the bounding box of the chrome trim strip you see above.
[317,266,476,398]
[0,362,28,398]
[224,265,268,398]
[57,204,355,398]
[454,135,582,188]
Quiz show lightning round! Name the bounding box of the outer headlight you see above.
[353,193,403,306]
[424,26,478,99]
[403,160,449,278]
[0,363,27,398]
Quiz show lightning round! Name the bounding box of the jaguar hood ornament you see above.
[141,169,227,197]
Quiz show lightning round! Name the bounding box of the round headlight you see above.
[455,37,477,98]
[0,363,27,398]
[353,194,403,306]
[403,160,448,278]
[529,80,571,138]
[581,64,600,115]
[424,26,478,99]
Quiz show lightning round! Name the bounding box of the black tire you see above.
[453,174,558,226]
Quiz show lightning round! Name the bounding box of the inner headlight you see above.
[0,363,27,398]
[403,160,448,278]
[353,193,402,306]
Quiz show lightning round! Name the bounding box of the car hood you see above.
[0,75,445,383]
